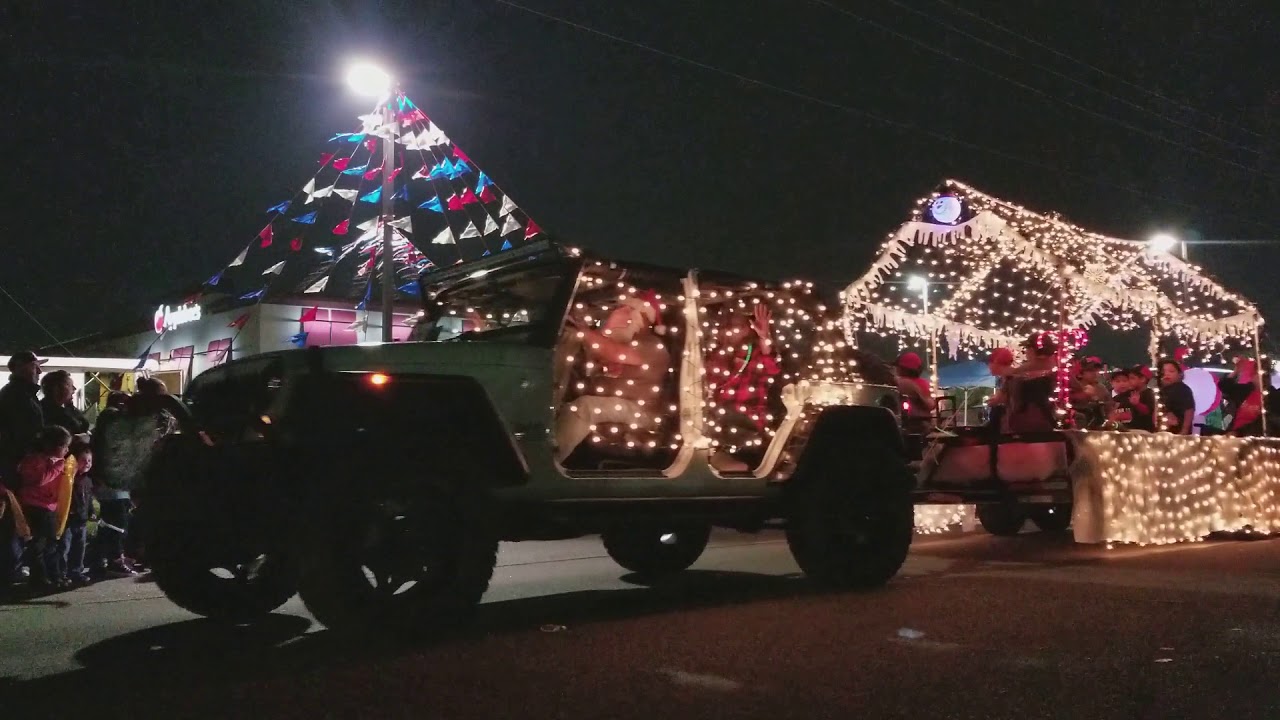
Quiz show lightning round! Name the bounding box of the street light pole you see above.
[920,282,939,390]
[380,92,397,342]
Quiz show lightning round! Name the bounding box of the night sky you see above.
[4,1,1277,358]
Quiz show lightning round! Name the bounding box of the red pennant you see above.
[453,146,471,163]
[446,194,464,211]
[319,152,334,166]
[228,312,250,330]
[364,137,377,155]
[333,219,350,235]
[460,188,480,205]
[298,306,319,323]
[332,157,351,171]
[259,224,273,248]
[290,237,303,252]
[389,167,403,181]
[399,108,427,125]
[363,166,382,181]
[524,219,542,240]
[479,186,498,204]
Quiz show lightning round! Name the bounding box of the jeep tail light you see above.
[368,372,391,387]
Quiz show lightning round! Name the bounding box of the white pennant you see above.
[333,188,358,202]
[357,217,379,232]
[500,214,522,236]
[357,224,381,243]
[311,185,334,200]
[358,113,383,134]
[459,221,481,239]
[229,243,250,267]
[430,226,456,245]
[389,216,413,232]
[303,178,317,204]
[482,215,499,235]
[499,195,518,217]
[397,130,417,147]
[347,315,369,332]
[424,122,448,147]
[303,276,329,293]
[262,260,286,276]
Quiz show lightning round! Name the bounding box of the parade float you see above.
[842,180,1279,544]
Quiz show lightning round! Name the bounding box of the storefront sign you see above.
[154,303,203,334]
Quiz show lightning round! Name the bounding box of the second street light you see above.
[346,61,398,342]
[1148,232,1188,261]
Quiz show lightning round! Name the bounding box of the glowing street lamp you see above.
[1148,232,1187,260]
[346,60,397,342]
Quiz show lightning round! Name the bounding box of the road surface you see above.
[3,529,1279,719]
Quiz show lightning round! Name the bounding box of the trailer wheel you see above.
[1028,504,1072,533]
[602,524,711,578]
[976,503,1026,536]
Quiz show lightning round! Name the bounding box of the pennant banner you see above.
[266,200,291,215]
[229,243,250,267]
[419,196,443,213]
[303,277,329,293]
[430,226,455,245]
[292,211,318,224]
[263,260,286,276]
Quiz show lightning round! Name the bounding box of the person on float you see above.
[1219,355,1264,436]
[894,352,935,434]
[554,290,670,464]
[40,369,90,440]
[705,303,781,473]
[1123,366,1158,432]
[1001,334,1057,433]
[0,351,47,590]
[984,347,1015,430]
[1107,369,1133,427]
[1071,357,1110,429]
[1157,359,1196,435]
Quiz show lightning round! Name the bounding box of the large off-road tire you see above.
[602,524,711,577]
[785,444,914,590]
[1027,504,1072,533]
[976,503,1027,536]
[296,485,498,637]
[149,539,297,622]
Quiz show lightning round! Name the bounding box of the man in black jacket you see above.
[0,350,46,587]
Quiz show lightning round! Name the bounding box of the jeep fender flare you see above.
[784,405,910,499]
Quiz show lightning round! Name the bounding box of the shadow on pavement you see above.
[2,568,853,718]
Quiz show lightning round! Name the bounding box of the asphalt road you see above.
[3,528,1279,719]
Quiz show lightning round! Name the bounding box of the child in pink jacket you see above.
[18,426,72,589]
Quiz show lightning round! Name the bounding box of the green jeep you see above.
[143,241,911,635]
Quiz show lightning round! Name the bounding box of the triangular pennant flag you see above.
[428,160,452,180]
[329,132,354,142]
[430,226,456,245]
[342,163,369,175]
[359,187,382,203]
[400,107,427,125]
[501,239,513,251]
[318,152,334,166]
[393,185,408,201]
[356,282,373,310]
[312,186,334,200]
[460,188,479,205]
[332,189,358,201]
[389,166,403,181]
[482,250,491,257]
[290,237,303,252]
[363,137,378,154]
[500,214,522,236]
[229,243,250,267]
[419,196,443,213]
[299,306,319,323]
[333,219,349,235]
[313,246,334,257]
[359,112,383,133]
[332,157,350,171]
[475,171,493,193]
[397,282,420,296]
[397,131,417,147]
[448,159,471,179]
[357,217,379,232]
[267,200,291,215]
[292,211,318,224]
[263,260,286,275]
[454,146,471,163]
[499,195,518,217]
[303,276,329,293]
[479,186,498,204]
[228,312,250,329]
[206,271,223,286]
[423,123,448,147]
[240,287,267,301]
[289,331,309,348]
[524,219,543,240]
[459,221,480,239]
[446,194,464,211]
[303,178,317,204]
[483,214,499,235]
[346,133,366,143]
[389,216,413,232]
[357,223,381,242]
[346,316,369,332]
[258,224,273,248]
[362,166,382,181]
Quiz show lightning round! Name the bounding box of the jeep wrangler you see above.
[142,241,912,634]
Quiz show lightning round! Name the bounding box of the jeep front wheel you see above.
[602,524,711,578]
[296,486,498,637]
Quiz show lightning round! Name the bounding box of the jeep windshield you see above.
[410,259,573,345]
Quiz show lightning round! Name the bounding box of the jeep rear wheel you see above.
[602,524,711,578]
[976,503,1026,536]
[785,448,913,589]
[296,486,498,637]
[149,545,297,622]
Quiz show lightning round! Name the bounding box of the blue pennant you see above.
[289,331,308,348]
[397,282,420,296]
[292,211,318,224]
[418,196,443,213]
[393,185,409,201]
[481,250,491,257]
[500,239,512,251]
[266,200,291,215]
[415,258,431,268]
[359,188,382,203]
[346,133,367,143]
[356,282,373,310]
[427,160,452,181]
[329,132,354,142]
[397,95,409,111]
[240,287,266,301]
[475,172,493,194]
[342,163,369,176]
[448,159,471,179]
[206,271,224,286]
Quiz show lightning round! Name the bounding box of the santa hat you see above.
[897,352,923,372]
[989,347,1014,365]
[622,289,661,325]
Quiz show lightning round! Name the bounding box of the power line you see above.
[926,0,1268,141]
[490,0,1269,231]
[877,0,1260,155]
[806,0,1275,181]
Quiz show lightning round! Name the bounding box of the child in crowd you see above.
[17,425,73,589]
[59,438,94,585]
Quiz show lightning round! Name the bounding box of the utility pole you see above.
[380,91,398,342]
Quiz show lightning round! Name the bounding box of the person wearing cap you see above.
[555,290,670,464]
[0,350,46,587]
[895,352,935,433]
